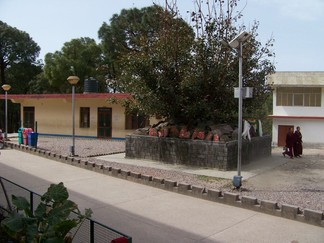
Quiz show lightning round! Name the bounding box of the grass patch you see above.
[197,175,233,189]
[197,175,227,183]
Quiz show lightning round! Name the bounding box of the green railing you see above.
[0,176,132,243]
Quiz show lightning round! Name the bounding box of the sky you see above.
[1,0,324,72]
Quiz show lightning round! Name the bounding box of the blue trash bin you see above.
[28,132,38,148]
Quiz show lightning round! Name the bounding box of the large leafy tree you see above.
[27,72,58,94]
[44,37,103,93]
[99,5,195,120]
[0,21,41,93]
[183,0,275,124]
[98,1,275,125]
[0,21,42,132]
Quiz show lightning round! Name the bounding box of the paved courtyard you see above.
[9,135,324,212]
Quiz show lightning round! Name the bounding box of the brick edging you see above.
[7,142,324,228]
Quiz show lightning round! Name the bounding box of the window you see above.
[276,87,321,107]
[125,112,149,129]
[80,107,90,128]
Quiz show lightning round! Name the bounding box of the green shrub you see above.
[1,182,92,243]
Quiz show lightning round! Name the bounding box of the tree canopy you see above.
[98,0,275,125]
[44,37,102,93]
[4,0,274,127]
[0,20,41,93]
[183,0,275,123]
[99,5,195,120]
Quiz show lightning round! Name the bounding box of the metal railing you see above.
[0,176,132,243]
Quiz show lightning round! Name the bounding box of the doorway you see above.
[97,108,112,138]
[23,107,35,131]
[278,125,294,146]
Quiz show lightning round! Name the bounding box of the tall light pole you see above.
[67,76,80,156]
[2,84,11,140]
[228,31,252,189]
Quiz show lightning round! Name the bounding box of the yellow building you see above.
[7,93,152,139]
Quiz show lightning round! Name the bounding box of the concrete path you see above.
[96,151,286,180]
[0,149,323,243]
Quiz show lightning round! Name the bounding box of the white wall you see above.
[272,87,324,147]
[272,118,324,146]
[272,88,324,117]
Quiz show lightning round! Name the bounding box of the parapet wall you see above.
[125,135,272,170]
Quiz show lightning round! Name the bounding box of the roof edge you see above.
[268,115,324,120]
[0,93,132,100]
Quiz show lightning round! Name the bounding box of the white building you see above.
[267,71,324,147]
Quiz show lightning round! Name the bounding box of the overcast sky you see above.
[1,0,324,71]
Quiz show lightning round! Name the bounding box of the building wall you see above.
[272,118,324,146]
[270,74,324,146]
[19,98,133,138]
[272,88,324,117]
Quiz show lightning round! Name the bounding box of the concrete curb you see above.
[7,142,324,228]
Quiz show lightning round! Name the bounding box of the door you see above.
[97,108,112,138]
[23,107,35,130]
[278,125,294,147]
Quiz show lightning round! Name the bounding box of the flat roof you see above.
[267,71,324,87]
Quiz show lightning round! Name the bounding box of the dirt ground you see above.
[246,148,324,190]
[240,147,324,211]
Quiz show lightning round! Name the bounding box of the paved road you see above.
[0,149,323,243]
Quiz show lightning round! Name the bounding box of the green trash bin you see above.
[18,127,24,145]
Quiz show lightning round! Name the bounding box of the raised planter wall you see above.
[125,135,272,171]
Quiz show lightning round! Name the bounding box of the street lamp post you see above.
[67,76,80,156]
[228,31,252,189]
[2,84,11,140]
